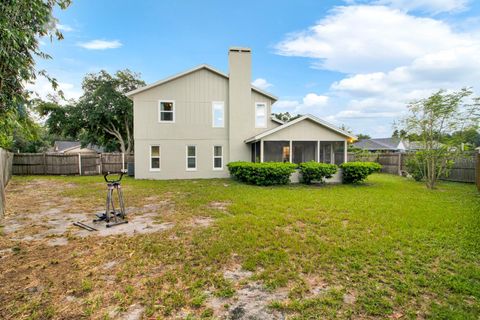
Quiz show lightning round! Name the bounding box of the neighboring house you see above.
[353,138,407,152]
[127,47,357,180]
[51,141,104,154]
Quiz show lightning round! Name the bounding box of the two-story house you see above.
[126,47,356,180]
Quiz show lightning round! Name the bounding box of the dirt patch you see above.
[208,282,288,320]
[190,216,214,228]
[207,265,287,319]
[3,178,177,244]
[207,201,231,212]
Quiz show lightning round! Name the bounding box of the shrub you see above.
[227,161,297,186]
[340,162,382,183]
[405,156,424,181]
[298,161,337,184]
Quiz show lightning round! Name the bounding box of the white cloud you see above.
[273,93,329,114]
[303,93,329,106]
[275,4,480,136]
[375,0,469,14]
[252,78,273,90]
[57,24,74,32]
[275,5,472,73]
[77,39,122,50]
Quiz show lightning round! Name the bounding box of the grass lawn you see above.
[0,173,479,319]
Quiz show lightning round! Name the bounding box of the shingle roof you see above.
[244,114,357,143]
[53,141,104,153]
[353,137,402,151]
[125,64,278,101]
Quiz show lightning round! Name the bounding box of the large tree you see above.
[0,0,70,149]
[400,88,480,189]
[45,70,145,153]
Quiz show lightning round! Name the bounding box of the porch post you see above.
[260,140,264,163]
[289,140,293,163]
[317,141,320,162]
[344,140,348,163]
[331,144,334,164]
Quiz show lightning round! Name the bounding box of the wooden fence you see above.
[0,148,13,217]
[348,151,478,183]
[13,153,134,176]
[477,152,480,191]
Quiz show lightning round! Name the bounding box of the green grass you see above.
[4,174,480,319]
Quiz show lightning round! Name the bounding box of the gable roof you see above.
[53,141,104,153]
[353,137,403,151]
[126,64,278,101]
[244,114,357,143]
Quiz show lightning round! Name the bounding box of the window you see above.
[186,145,197,170]
[213,146,223,170]
[158,100,175,122]
[255,102,267,128]
[212,101,224,128]
[150,145,161,171]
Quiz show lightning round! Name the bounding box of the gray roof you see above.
[53,141,104,153]
[353,137,402,151]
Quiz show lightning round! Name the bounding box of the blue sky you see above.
[34,0,480,137]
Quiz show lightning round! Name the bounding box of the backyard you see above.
[0,174,479,319]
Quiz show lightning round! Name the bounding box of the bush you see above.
[405,156,424,181]
[227,161,297,186]
[340,162,382,183]
[298,161,337,184]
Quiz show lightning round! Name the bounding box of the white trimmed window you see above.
[212,101,224,128]
[213,146,223,170]
[150,145,161,171]
[186,145,197,170]
[158,100,175,122]
[255,102,267,128]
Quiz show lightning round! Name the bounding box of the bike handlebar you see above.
[104,171,125,183]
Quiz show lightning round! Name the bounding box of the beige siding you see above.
[134,68,231,179]
[263,119,347,141]
[135,139,229,180]
[133,68,229,141]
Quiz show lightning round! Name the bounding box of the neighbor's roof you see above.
[126,64,278,101]
[53,141,104,153]
[353,137,402,151]
[244,114,357,143]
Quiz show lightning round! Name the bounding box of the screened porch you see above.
[250,140,347,165]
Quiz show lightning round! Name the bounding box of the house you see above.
[126,47,357,180]
[51,141,104,154]
[353,137,407,152]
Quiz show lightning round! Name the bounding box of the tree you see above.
[273,112,301,122]
[356,133,371,140]
[392,129,407,139]
[0,0,70,148]
[400,88,480,189]
[44,70,145,153]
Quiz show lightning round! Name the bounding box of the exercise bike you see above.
[93,171,128,227]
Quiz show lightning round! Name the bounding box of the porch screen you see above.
[264,141,290,162]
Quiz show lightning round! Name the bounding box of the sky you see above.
[33,0,480,137]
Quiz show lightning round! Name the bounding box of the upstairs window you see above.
[213,146,223,170]
[159,100,175,122]
[150,145,161,171]
[186,145,197,170]
[212,101,225,128]
[255,102,267,128]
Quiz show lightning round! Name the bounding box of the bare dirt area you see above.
[0,177,181,319]
[2,180,175,245]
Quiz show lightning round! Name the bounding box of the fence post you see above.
[78,153,82,176]
[98,154,102,174]
[43,152,47,175]
[398,153,402,176]
[122,152,125,172]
